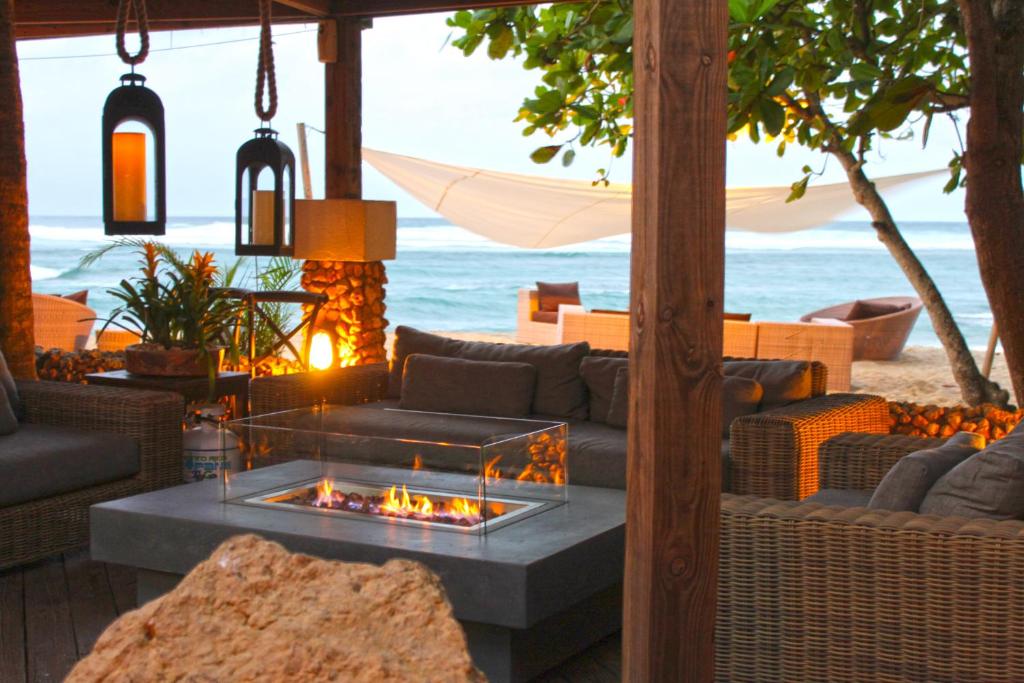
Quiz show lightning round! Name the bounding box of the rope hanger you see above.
[115,0,150,68]
[255,0,278,123]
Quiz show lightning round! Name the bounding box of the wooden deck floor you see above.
[0,551,620,682]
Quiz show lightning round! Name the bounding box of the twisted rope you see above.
[115,0,150,66]
[255,0,278,122]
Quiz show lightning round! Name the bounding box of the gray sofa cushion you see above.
[920,428,1024,519]
[388,326,590,419]
[868,432,983,512]
[805,489,874,508]
[723,360,812,410]
[399,354,536,418]
[0,423,140,508]
[580,356,627,424]
[722,376,763,438]
[0,350,21,419]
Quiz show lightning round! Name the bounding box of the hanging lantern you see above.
[102,0,165,236]
[102,73,166,235]
[235,0,296,256]
[235,128,296,255]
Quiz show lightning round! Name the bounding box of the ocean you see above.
[28,217,993,349]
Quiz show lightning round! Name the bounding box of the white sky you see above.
[16,12,969,221]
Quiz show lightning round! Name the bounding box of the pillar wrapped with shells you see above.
[300,260,388,366]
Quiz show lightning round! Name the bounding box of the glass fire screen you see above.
[221,405,568,535]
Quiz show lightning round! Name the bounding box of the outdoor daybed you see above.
[251,327,888,500]
[0,361,183,569]
[715,428,1024,682]
[801,295,923,360]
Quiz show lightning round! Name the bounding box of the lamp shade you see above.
[294,199,397,262]
[102,73,166,235]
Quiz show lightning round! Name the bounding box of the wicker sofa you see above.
[717,432,1024,682]
[0,381,183,569]
[251,332,887,499]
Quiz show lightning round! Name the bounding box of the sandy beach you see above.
[436,332,1012,407]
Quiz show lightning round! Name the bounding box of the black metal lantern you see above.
[234,127,296,256]
[102,72,166,236]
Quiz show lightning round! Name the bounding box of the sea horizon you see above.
[27,216,994,350]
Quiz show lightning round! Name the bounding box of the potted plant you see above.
[88,241,242,384]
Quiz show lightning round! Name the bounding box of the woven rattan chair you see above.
[0,382,183,569]
[32,292,96,351]
[251,360,888,501]
[801,295,923,361]
[718,430,1024,682]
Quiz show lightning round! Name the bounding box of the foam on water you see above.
[28,216,992,349]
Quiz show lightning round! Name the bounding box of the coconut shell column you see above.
[303,18,389,368]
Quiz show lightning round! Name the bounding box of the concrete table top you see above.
[90,464,626,630]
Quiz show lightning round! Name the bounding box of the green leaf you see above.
[758,99,786,136]
[488,26,514,60]
[530,145,563,164]
[787,175,810,202]
[849,62,884,81]
[562,148,576,167]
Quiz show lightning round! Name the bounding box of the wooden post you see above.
[324,18,362,199]
[305,18,388,367]
[624,0,727,680]
[295,122,314,199]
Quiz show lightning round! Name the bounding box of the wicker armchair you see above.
[0,381,183,569]
[250,363,389,415]
[32,292,96,351]
[719,432,1024,682]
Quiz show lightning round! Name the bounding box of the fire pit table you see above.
[90,406,625,682]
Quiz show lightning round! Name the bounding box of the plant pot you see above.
[125,344,225,378]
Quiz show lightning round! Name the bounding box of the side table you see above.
[85,370,250,418]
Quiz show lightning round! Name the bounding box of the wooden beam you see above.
[623,0,727,680]
[14,0,318,39]
[331,0,576,18]
[323,18,361,199]
[274,0,330,17]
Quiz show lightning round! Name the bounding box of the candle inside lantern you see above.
[112,132,147,221]
[308,331,334,371]
[251,190,276,245]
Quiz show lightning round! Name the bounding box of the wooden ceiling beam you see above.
[13,0,320,39]
[331,0,575,18]
[273,0,331,17]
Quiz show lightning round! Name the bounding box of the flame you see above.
[484,455,503,482]
[312,478,342,508]
[412,454,423,470]
[309,332,334,371]
[380,484,480,523]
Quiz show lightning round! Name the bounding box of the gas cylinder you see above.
[182,405,240,482]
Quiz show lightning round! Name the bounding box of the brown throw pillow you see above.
[606,366,629,429]
[530,311,558,324]
[867,432,983,512]
[0,374,17,436]
[399,354,536,418]
[580,356,628,424]
[723,360,812,410]
[62,289,89,305]
[389,328,589,418]
[920,428,1024,519]
[536,281,581,313]
[844,299,903,321]
[722,376,763,438]
[607,370,765,433]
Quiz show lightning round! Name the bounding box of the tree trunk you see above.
[831,147,1009,406]
[0,0,36,379]
[956,0,1024,405]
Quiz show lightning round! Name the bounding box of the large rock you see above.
[67,535,484,682]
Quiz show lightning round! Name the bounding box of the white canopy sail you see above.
[363,148,944,249]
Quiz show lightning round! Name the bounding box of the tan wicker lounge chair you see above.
[32,292,96,351]
[801,295,923,361]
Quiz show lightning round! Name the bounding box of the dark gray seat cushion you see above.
[0,423,140,508]
[399,354,536,418]
[805,488,874,508]
[868,432,983,512]
[920,428,1024,519]
[388,326,590,419]
[579,356,627,424]
[723,360,812,410]
[561,420,627,489]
